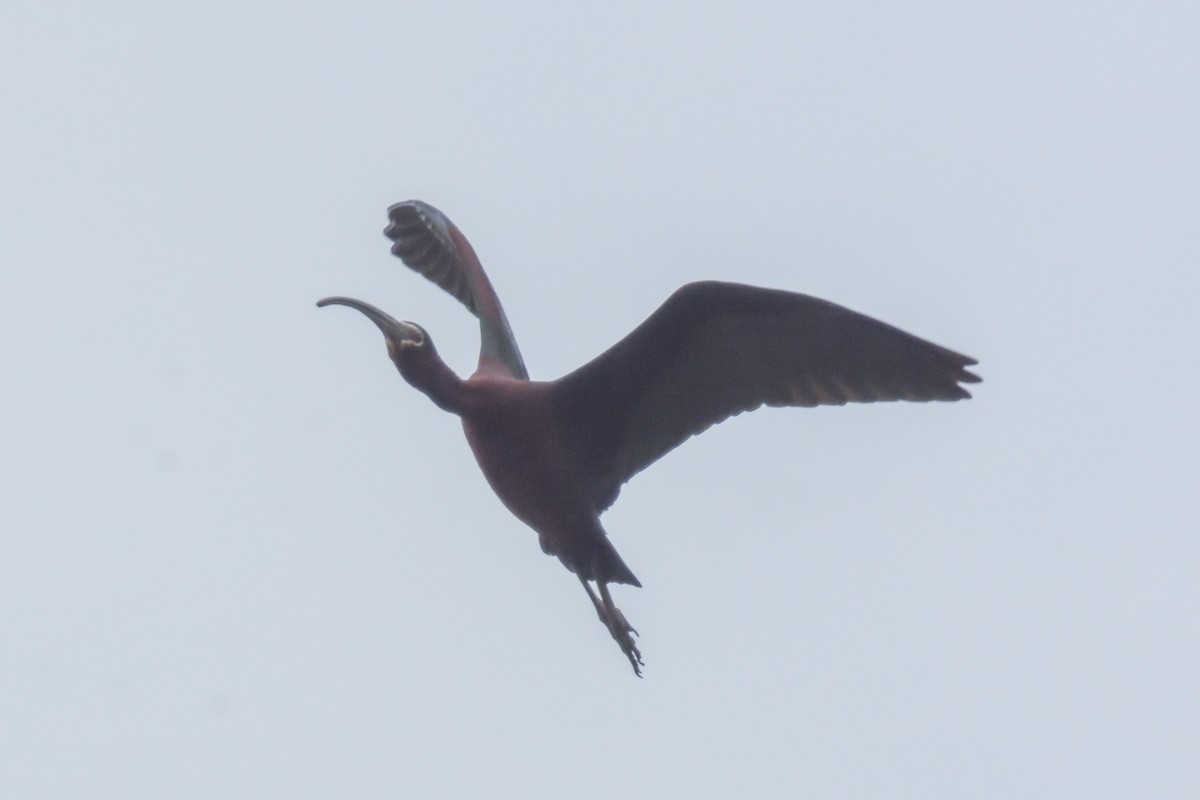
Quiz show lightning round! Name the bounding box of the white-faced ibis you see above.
[318,200,980,676]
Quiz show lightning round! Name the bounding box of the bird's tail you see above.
[591,537,641,587]
[550,529,641,588]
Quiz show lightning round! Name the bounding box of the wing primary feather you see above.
[554,280,980,510]
[384,201,529,380]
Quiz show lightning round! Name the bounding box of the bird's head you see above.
[316,296,442,382]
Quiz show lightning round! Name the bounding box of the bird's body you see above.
[459,377,638,586]
[319,200,980,675]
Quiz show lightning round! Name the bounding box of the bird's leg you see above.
[578,576,644,677]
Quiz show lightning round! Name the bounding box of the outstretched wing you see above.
[384,201,529,380]
[554,281,980,511]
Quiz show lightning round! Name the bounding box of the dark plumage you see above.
[318,200,979,676]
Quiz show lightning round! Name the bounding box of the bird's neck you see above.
[400,356,469,415]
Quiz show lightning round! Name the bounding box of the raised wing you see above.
[554,281,980,511]
[384,201,529,380]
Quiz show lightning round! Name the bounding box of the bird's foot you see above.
[581,579,644,677]
[603,604,643,677]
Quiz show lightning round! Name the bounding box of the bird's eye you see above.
[387,336,422,360]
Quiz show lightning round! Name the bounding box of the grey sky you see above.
[2,2,1197,798]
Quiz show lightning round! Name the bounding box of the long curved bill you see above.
[317,296,423,344]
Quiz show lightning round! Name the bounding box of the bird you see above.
[318,200,980,676]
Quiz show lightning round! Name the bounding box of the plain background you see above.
[2,2,1197,797]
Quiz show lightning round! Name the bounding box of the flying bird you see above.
[318,200,980,676]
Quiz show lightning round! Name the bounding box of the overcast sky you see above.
[3,2,1198,798]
